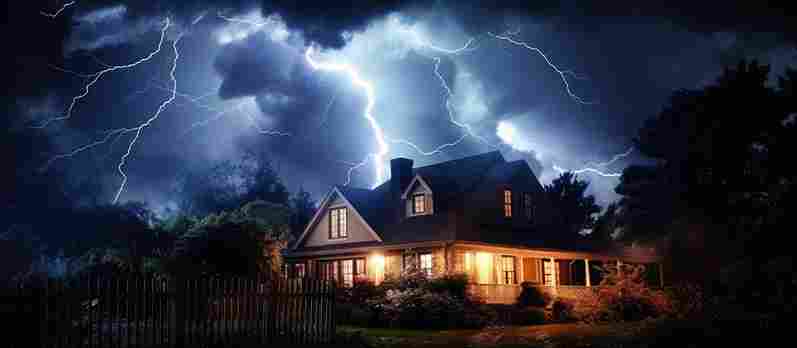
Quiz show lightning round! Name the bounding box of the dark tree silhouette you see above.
[544,172,601,241]
[289,187,317,240]
[616,61,797,282]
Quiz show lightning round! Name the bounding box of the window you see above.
[355,259,367,281]
[341,259,354,287]
[295,263,306,278]
[503,189,513,217]
[419,253,433,277]
[412,193,426,214]
[524,193,533,220]
[329,207,348,239]
[319,260,339,282]
[502,256,517,284]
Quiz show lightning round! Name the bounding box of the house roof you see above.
[295,151,609,254]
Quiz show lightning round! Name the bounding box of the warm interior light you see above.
[475,252,493,284]
[369,253,386,284]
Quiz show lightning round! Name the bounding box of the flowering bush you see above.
[578,264,674,323]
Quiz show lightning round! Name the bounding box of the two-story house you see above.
[284,151,662,303]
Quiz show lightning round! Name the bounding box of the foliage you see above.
[578,264,673,323]
[544,172,601,241]
[168,200,290,277]
[171,149,290,217]
[289,187,317,240]
[424,273,469,300]
[516,282,553,307]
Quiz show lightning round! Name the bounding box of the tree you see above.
[169,200,291,277]
[616,61,797,282]
[588,202,621,244]
[544,172,601,241]
[289,187,317,240]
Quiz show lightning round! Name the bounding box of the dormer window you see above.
[329,207,348,239]
[412,193,426,214]
[503,189,513,217]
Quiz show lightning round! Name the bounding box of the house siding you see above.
[302,195,379,248]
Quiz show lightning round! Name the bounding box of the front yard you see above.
[338,319,682,348]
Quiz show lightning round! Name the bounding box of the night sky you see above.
[5,0,796,211]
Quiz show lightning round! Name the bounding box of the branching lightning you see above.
[40,1,76,18]
[585,147,633,168]
[305,46,390,187]
[33,19,172,129]
[552,164,622,178]
[554,147,633,178]
[113,31,184,203]
[488,32,595,105]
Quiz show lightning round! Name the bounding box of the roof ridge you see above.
[412,150,504,170]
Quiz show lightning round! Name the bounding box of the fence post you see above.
[174,277,186,348]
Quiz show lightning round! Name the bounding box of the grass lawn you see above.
[338,320,668,348]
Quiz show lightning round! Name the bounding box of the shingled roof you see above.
[328,151,511,244]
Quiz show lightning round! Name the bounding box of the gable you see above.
[295,188,382,249]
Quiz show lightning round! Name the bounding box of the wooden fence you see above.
[4,274,336,348]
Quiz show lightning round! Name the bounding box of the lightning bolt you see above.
[552,164,622,178]
[113,31,183,203]
[305,46,390,187]
[488,32,595,105]
[40,1,75,18]
[33,19,172,129]
[584,147,633,168]
[400,26,497,151]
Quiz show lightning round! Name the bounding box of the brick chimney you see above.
[390,158,413,219]
[390,158,413,196]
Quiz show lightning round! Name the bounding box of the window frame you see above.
[412,193,426,215]
[503,189,513,218]
[502,255,517,284]
[419,253,433,277]
[328,207,348,239]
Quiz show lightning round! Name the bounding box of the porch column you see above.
[584,259,591,287]
[658,262,665,287]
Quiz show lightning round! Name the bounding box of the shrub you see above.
[581,264,674,323]
[425,273,469,299]
[366,271,494,329]
[516,282,552,307]
[551,299,576,322]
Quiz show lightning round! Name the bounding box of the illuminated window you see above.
[412,193,426,214]
[524,193,533,220]
[420,253,433,277]
[503,189,513,217]
[502,256,517,284]
[355,258,367,280]
[341,259,354,287]
[329,207,347,239]
[289,262,306,278]
[319,260,338,282]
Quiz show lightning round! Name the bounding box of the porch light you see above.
[475,252,493,284]
[369,253,386,284]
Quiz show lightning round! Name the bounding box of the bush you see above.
[517,282,552,307]
[365,271,494,329]
[551,299,576,322]
[425,273,469,299]
[580,264,674,323]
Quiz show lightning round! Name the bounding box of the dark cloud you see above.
[214,33,300,98]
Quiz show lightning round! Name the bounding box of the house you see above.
[284,151,663,304]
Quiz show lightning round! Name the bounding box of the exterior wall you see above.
[302,195,379,248]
